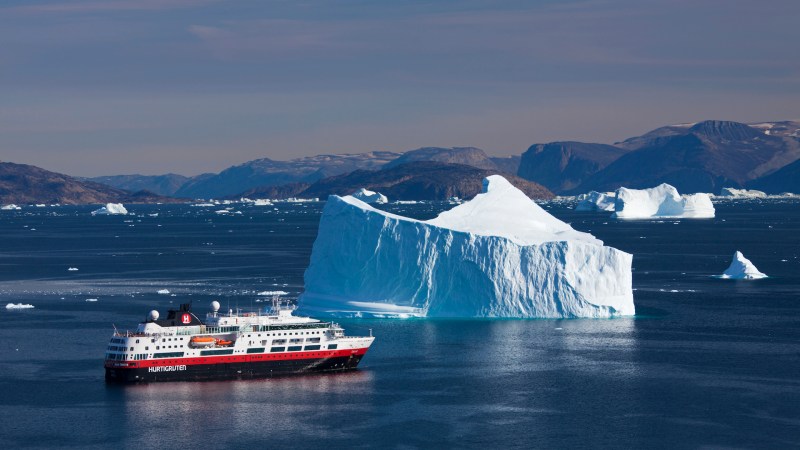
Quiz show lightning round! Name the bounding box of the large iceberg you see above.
[717,251,767,279]
[612,184,714,219]
[91,203,128,215]
[299,175,634,318]
[575,191,616,211]
[350,188,388,204]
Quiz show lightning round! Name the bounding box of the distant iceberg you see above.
[717,188,767,198]
[575,191,616,211]
[351,188,388,204]
[1,204,21,210]
[716,251,767,279]
[613,184,714,219]
[258,290,289,296]
[91,203,128,215]
[6,303,34,309]
[157,289,171,295]
[299,175,634,319]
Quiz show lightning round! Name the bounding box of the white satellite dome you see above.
[148,310,159,321]
[211,300,220,312]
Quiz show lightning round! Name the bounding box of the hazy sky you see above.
[1,0,798,176]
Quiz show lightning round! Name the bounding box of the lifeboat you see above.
[190,336,216,348]
[215,339,234,347]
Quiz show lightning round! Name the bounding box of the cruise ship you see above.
[104,300,374,383]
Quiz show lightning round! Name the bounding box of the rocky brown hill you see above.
[0,162,180,204]
[268,161,553,201]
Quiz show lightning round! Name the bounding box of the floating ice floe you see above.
[67,267,79,271]
[85,298,98,302]
[575,191,616,212]
[157,289,171,295]
[6,303,34,309]
[350,188,388,204]
[253,199,273,206]
[91,203,128,215]
[612,184,715,219]
[257,290,289,296]
[1,204,21,210]
[715,251,768,279]
[300,175,635,319]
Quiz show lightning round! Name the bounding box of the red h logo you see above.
[181,313,191,324]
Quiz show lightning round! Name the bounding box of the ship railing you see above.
[112,322,334,338]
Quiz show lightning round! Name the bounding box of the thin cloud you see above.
[8,0,221,14]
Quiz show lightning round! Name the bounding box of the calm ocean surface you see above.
[1,200,798,449]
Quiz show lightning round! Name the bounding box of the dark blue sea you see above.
[1,200,799,449]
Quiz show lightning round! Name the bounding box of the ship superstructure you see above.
[105,300,374,382]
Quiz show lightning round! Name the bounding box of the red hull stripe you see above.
[105,347,369,369]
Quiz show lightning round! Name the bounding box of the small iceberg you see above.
[716,251,768,279]
[67,267,79,271]
[92,203,128,215]
[351,188,388,204]
[253,199,273,206]
[1,204,21,210]
[157,289,171,295]
[85,298,98,302]
[612,184,714,219]
[575,191,616,212]
[6,303,34,309]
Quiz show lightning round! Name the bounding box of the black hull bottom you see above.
[105,355,364,383]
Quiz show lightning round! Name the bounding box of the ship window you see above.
[156,346,160,350]
[328,344,338,350]
[129,347,134,351]
[287,346,302,352]
[304,345,321,351]
[136,339,140,343]
[145,346,149,350]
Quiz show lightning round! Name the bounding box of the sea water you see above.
[0,201,798,448]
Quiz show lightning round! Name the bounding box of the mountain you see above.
[517,142,630,193]
[0,162,179,204]
[174,151,402,199]
[573,120,800,194]
[270,161,553,201]
[238,182,312,200]
[87,173,190,196]
[748,158,800,193]
[383,147,500,171]
[490,155,521,174]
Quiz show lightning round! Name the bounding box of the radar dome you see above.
[211,301,220,312]
[148,310,159,321]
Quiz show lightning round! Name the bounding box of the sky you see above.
[1,0,798,177]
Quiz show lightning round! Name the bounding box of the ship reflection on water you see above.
[120,370,376,445]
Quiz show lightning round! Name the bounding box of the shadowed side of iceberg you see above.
[298,188,634,318]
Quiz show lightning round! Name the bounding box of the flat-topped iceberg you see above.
[613,184,714,219]
[299,175,634,318]
[351,188,388,204]
[91,203,128,215]
[575,191,616,211]
[717,251,767,279]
